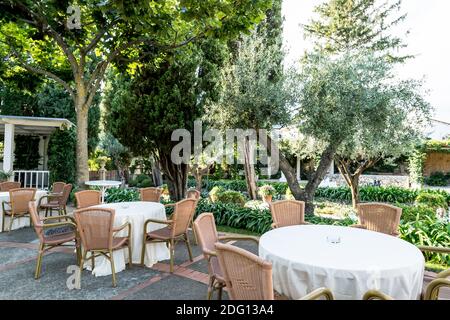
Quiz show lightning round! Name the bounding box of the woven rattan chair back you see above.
[140,187,162,202]
[171,198,197,237]
[28,201,44,242]
[59,184,72,205]
[194,212,219,255]
[51,182,66,194]
[357,203,402,235]
[10,188,36,214]
[75,190,101,209]
[0,181,21,192]
[215,242,274,300]
[74,208,114,250]
[269,200,306,228]
[186,189,201,200]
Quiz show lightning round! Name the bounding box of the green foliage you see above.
[397,204,437,224]
[13,136,40,170]
[0,170,12,181]
[258,184,277,197]
[425,171,449,187]
[189,178,289,195]
[128,174,153,188]
[303,0,409,62]
[423,140,450,153]
[399,216,450,265]
[415,191,448,210]
[105,188,140,203]
[194,199,353,235]
[209,186,225,202]
[409,148,427,185]
[47,129,76,185]
[215,190,246,207]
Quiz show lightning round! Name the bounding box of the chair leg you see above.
[190,218,198,245]
[35,242,45,279]
[1,211,5,232]
[127,242,133,268]
[109,250,117,287]
[75,241,81,265]
[169,239,175,273]
[45,207,48,218]
[77,250,87,289]
[218,285,223,300]
[207,276,215,300]
[8,213,14,233]
[140,234,147,266]
[91,252,95,270]
[184,233,193,261]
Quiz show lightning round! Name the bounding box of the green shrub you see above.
[216,190,246,207]
[397,204,436,224]
[193,199,353,235]
[209,186,225,202]
[416,191,448,210]
[139,178,153,188]
[425,171,448,187]
[105,188,139,203]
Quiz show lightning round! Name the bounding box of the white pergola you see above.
[0,115,74,173]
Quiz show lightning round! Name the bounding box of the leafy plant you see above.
[425,171,449,187]
[258,185,277,197]
[215,190,246,207]
[105,188,139,203]
[209,186,225,202]
[416,191,448,210]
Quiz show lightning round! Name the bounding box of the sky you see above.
[282,0,450,123]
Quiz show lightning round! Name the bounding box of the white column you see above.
[296,157,301,181]
[3,124,15,178]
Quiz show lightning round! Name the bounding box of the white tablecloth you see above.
[85,201,170,276]
[0,190,47,232]
[259,225,425,300]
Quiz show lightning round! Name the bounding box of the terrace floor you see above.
[0,211,448,300]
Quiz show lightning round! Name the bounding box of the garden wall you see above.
[321,174,410,188]
[423,152,450,176]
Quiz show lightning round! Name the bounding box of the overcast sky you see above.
[282,0,450,123]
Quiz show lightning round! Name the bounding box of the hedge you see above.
[189,179,450,205]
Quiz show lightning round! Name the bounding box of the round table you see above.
[85,201,170,276]
[84,180,121,203]
[259,225,425,300]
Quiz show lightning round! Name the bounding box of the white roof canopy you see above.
[0,115,73,136]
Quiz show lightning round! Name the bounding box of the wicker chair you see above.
[193,212,259,300]
[50,182,66,195]
[269,200,310,229]
[74,190,101,209]
[1,188,36,232]
[29,202,80,279]
[186,189,201,200]
[141,198,197,273]
[74,207,132,287]
[38,184,72,217]
[352,203,402,236]
[215,242,334,300]
[140,187,163,202]
[0,181,21,192]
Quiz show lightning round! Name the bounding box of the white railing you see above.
[13,170,50,190]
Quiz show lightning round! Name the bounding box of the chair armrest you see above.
[299,288,335,300]
[417,245,450,255]
[437,269,450,279]
[43,221,77,230]
[143,218,172,234]
[43,215,75,223]
[164,203,176,208]
[204,248,217,258]
[38,195,61,206]
[113,222,131,237]
[218,235,259,244]
[350,224,366,229]
[424,278,450,300]
[362,290,394,300]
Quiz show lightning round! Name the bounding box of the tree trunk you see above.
[159,153,188,201]
[244,137,258,200]
[75,99,90,187]
[151,160,163,187]
[350,176,360,209]
[195,174,202,191]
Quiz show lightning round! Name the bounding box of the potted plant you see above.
[258,185,276,203]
